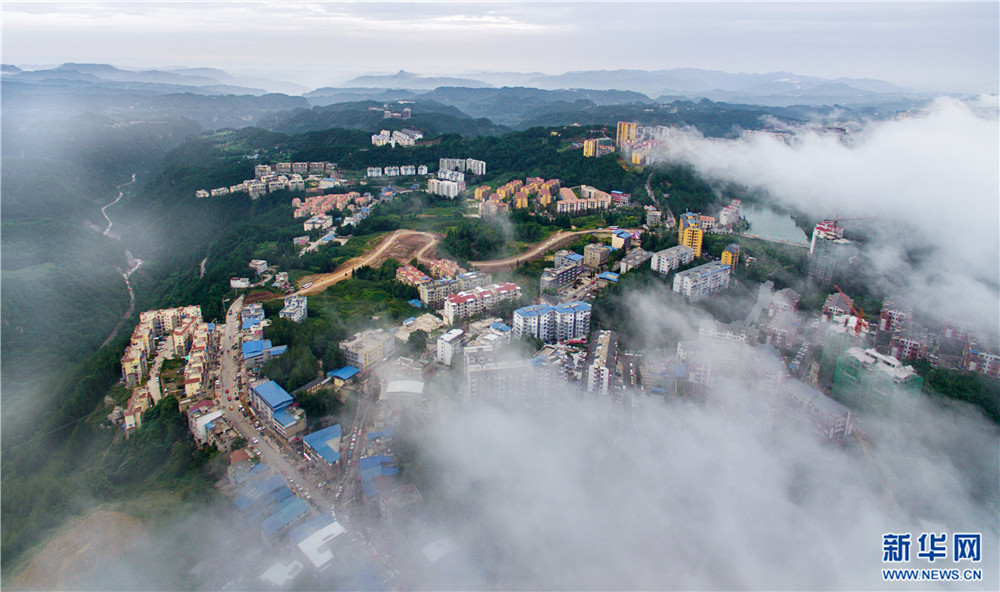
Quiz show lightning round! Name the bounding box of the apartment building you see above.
[646,208,662,227]
[888,322,929,361]
[418,278,459,308]
[428,258,463,279]
[554,250,584,269]
[586,330,618,396]
[618,248,652,273]
[672,262,732,301]
[339,329,396,373]
[879,296,913,333]
[678,212,704,257]
[611,229,632,250]
[583,242,611,270]
[436,329,465,366]
[831,347,922,414]
[540,264,581,293]
[466,158,486,176]
[512,301,591,342]
[767,288,801,317]
[395,265,431,286]
[279,295,308,323]
[808,219,852,283]
[651,245,694,276]
[366,167,382,178]
[442,283,521,326]
[427,178,463,198]
[250,380,305,439]
[616,121,637,145]
[456,270,493,290]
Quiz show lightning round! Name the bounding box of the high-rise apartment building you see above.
[678,212,704,257]
[616,121,637,146]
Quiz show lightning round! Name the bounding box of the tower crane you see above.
[834,284,869,344]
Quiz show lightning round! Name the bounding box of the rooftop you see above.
[302,424,342,465]
[252,380,293,410]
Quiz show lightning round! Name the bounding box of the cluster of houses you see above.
[195,161,337,199]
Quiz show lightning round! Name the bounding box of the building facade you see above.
[672,262,732,301]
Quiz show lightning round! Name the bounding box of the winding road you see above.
[296,230,441,296]
[98,174,144,348]
[294,226,614,295]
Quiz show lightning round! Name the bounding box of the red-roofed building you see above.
[443,282,522,325]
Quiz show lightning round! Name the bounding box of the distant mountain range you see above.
[326,67,924,108]
[2,62,308,95]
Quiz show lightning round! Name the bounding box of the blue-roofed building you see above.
[512,301,591,342]
[408,299,424,308]
[598,271,620,284]
[260,497,310,538]
[233,474,287,511]
[490,322,511,333]
[250,380,297,430]
[327,366,360,387]
[611,229,632,250]
[272,407,306,439]
[243,339,272,365]
[303,424,342,470]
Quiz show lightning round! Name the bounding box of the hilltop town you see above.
[95,119,1000,589]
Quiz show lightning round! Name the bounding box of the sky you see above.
[2,1,998,93]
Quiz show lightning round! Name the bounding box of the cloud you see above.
[652,96,1000,332]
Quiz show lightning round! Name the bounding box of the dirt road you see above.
[470,228,611,272]
[296,230,439,295]
[295,226,611,294]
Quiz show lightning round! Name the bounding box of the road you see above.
[296,229,440,296]
[470,227,612,272]
[646,172,675,228]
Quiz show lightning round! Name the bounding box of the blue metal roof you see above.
[302,424,342,465]
[272,409,299,427]
[327,366,360,380]
[268,345,288,356]
[598,272,620,282]
[242,339,272,359]
[490,322,511,332]
[404,316,416,324]
[408,299,424,308]
[252,380,293,410]
[233,474,286,511]
[260,497,309,536]
[565,253,584,261]
[288,514,337,545]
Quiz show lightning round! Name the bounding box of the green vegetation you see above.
[912,360,1000,423]
[441,218,507,261]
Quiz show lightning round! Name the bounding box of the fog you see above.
[397,287,999,590]
[651,96,1000,333]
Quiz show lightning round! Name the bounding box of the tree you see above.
[231,437,247,451]
[408,329,428,353]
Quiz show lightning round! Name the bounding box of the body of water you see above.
[741,204,810,245]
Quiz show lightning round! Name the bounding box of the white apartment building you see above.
[512,301,591,342]
[366,167,383,178]
[586,330,617,396]
[436,328,464,366]
[427,178,463,198]
[651,245,695,276]
[672,262,732,301]
[465,158,486,176]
